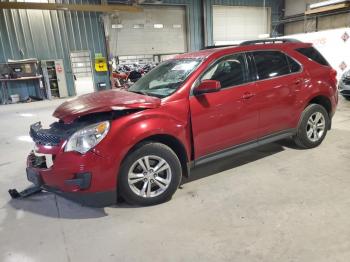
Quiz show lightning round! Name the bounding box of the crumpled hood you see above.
[53,89,161,123]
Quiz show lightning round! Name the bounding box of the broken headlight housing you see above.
[65,121,110,154]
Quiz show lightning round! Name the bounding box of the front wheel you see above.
[118,142,182,206]
[293,104,330,149]
[343,96,350,101]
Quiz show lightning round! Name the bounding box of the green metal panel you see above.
[0,0,283,100]
[0,0,109,99]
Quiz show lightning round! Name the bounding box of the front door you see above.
[70,51,94,96]
[190,53,259,159]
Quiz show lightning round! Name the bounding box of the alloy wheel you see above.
[128,155,172,198]
[306,112,326,142]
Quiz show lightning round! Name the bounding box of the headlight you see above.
[65,121,110,154]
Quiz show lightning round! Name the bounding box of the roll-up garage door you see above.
[213,5,271,44]
[108,5,187,57]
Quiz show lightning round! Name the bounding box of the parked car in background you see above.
[111,63,157,89]
[338,69,350,100]
[26,39,338,207]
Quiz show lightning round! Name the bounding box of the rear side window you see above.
[253,51,290,80]
[287,56,301,73]
[296,47,329,66]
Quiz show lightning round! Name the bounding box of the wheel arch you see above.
[304,95,332,130]
[307,95,332,116]
[121,134,190,179]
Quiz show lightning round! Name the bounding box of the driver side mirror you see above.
[193,80,221,96]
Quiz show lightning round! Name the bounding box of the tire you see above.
[118,142,182,206]
[293,104,330,149]
[343,96,350,101]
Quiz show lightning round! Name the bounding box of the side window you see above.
[296,47,329,66]
[286,56,301,73]
[253,51,290,80]
[202,53,247,89]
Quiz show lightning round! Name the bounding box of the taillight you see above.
[330,69,337,87]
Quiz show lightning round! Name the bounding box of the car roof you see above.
[175,41,312,60]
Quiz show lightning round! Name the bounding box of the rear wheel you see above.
[119,142,182,206]
[294,104,330,149]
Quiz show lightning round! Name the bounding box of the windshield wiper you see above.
[128,90,149,96]
[129,90,163,98]
[144,93,165,98]
[150,83,181,90]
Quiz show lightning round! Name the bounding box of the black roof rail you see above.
[239,38,301,46]
[201,44,238,50]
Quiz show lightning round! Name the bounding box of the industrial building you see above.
[1,0,350,261]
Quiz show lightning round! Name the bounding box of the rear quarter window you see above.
[286,56,301,73]
[296,47,330,66]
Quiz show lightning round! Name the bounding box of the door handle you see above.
[241,92,255,100]
[293,79,302,85]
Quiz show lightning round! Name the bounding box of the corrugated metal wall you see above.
[0,0,109,99]
[0,0,283,100]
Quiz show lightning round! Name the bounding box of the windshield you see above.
[128,59,202,98]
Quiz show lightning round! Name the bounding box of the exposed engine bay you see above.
[30,109,140,146]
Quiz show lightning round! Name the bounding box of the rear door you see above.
[190,53,259,159]
[249,50,303,138]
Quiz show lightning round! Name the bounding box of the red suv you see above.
[26,39,338,206]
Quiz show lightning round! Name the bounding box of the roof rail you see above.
[239,38,301,46]
[201,44,238,50]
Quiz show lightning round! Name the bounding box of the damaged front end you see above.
[10,89,161,206]
[10,109,140,207]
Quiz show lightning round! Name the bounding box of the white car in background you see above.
[339,70,350,101]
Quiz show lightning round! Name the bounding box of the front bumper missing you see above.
[9,151,117,207]
[17,120,119,207]
[8,185,42,199]
[9,184,116,207]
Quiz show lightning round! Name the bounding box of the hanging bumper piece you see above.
[8,185,42,199]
